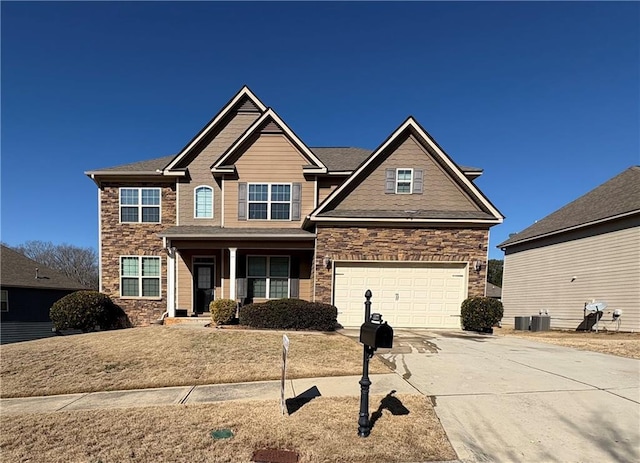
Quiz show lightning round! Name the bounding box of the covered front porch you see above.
[159,227,316,317]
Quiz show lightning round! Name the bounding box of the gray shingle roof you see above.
[88,148,483,176]
[158,226,316,239]
[310,147,372,172]
[0,245,88,290]
[499,166,640,248]
[86,155,176,174]
[486,283,502,298]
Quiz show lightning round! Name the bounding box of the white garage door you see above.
[334,262,467,329]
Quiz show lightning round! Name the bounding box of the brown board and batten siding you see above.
[224,134,316,228]
[177,111,260,226]
[334,134,480,212]
[501,218,640,332]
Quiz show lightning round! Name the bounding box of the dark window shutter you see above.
[290,278,299,298]
[236,278,247,299]
[413,169,423,194]
[289,255,300,298]
[385,169,396,194]
[292,183,301,220]
[238,183,247,220]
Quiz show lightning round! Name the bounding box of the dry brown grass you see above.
[0,394,454,463]
[496,327,640,359]
[0,327,388,398]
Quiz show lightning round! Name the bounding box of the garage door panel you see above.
[334,262,466,328]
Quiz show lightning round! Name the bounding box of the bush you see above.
[239,299,337,331]
[210,299,237,325]
[50,291,128,332]
[460,296,504,332]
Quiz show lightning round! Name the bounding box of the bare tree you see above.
[11,240,99,289]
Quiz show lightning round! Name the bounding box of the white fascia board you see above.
[211,166,236,174]
[213,109,327,170]
[310,216,503,225]
[163,87,267,172]
[302,167,328,174]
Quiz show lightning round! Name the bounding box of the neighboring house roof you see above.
[158,226,316,240]
[498,166,640,248]
[486,283,502,298]
[0,245,88,291]
[310,116,504,224]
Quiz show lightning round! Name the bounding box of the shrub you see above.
[210,299,237,325]
[460,296,504,332]
[239,299,337,331]
[50,291,128,332]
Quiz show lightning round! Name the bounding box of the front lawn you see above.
[1,394,456,463]
[0,326,389,398]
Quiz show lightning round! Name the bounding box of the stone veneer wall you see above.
[314,226,489,304]
[100,182,176,326]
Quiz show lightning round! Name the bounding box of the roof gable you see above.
[0,245,88,290]
[311,117,503,223]
[163,86,267,172]
[212,108,327,173]
[499,166,640,248]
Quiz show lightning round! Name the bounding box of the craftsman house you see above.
[86,86,503,328]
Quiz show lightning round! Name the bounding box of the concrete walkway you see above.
[0,373,418,415]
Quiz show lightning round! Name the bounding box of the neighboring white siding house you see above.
[498,167,640,332]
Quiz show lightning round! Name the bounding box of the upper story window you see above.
[248,183,291,220]
[396,169,413,194]
[120,256,161,298]
[0,290,8,312]
[194,186,213,218]
[120,188,161,223]
[385,168,423,195]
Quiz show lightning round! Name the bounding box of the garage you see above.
[333,261,467,328]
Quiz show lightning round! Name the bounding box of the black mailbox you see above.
[360,318,393,349]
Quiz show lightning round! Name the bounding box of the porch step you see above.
[164,316,211,327]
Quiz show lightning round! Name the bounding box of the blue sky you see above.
[2,1,638,260]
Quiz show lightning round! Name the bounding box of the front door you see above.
[194,259,215,314]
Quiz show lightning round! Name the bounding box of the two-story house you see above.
[86,86,503,328]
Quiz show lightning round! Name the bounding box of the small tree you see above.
[50,291,128,332]
[461,296,503,332]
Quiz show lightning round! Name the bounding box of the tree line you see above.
[7,240,98,289]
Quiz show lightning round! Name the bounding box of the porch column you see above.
[229,247,237,301]
[167,246,176,317]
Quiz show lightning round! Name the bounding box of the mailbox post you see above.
[358,290,393,437]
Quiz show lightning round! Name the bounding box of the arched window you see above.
[194,186,213,218]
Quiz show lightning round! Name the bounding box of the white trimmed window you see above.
[0,290,8,312]
[194,186,213,218]
[120,188,161,223]
[248,184,291,220]
[247,256,289,299]
[120,256,161,298]
[396,169,413,194]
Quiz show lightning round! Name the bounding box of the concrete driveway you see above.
[343,328,640,463]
